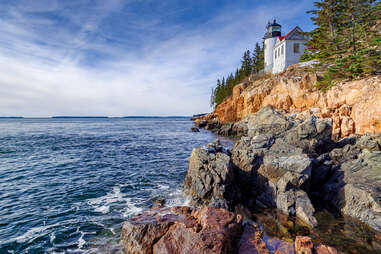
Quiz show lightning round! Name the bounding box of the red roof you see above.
[278,26,298,41]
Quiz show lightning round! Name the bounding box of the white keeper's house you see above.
[264,20,308,74]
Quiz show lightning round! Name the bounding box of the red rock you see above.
[315,244,342,254]
[121,206,242,254]
[294,236,314,254]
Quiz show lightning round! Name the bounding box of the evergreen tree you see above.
[234,69,240,83]
[210,41,265,107]
[240,50,252,77]
[252,43,264,73]
[308,0,344,53]
[303,0,380,87]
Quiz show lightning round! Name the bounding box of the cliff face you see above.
[207,66,381,138]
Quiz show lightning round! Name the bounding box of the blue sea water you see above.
[0,117,227,253]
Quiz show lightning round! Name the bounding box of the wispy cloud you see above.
[0,0,314,116]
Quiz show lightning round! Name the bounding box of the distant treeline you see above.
[210,42,264,108]
[302,0,380,89]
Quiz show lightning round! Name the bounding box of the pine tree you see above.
[303,0,380,86]
[240,50,252,77]
[307,0,343,54]
[234,69,240,83]
[210,40,266,107]
[252,43,264,73]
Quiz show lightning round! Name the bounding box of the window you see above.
[293,43,300,53]
[281,45,284,55]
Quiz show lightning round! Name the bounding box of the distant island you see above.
[0,116,24,119]
[123,116,189,118]
[51,116,109,118]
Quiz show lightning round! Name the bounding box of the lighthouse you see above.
[264,20,281,72]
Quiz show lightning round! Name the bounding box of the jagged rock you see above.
[205,120,221,131]
[247,106,295,137]
[183,140,239,208]
[231,134,274,200]
[295,191,318,227]
[315,245,342,254]
[282,116,334,156]
[323,147,381,231]
[230,107,322,227]
[238,222,270,254]
[294,236,343,254]
[195,120,207,128]
[216,121,249,137]
[121,207,189,254]
[232,121,249,136]
[191,127,200,132]
[121,206,243,254]
[329,141,360,165]
[217,123,234,136]
[294,236,313,254]
[356,134,381,151]
[265,239,295,254]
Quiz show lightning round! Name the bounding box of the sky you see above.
[0,0,316,117]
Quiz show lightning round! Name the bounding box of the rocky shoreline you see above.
[120,106,381,253]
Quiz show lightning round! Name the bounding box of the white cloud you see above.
[0,0,313,117]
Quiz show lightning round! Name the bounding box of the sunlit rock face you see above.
[197,67,381,139]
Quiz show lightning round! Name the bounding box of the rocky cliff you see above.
[191,107,381,232]
[198,66,381,139]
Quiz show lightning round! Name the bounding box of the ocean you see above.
[0,117,229,253]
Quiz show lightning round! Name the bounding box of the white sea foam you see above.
[13,222,61,243]
[164,188,190,207]
[122,197,144,217]
[77,231,86,250]
[87,185,144,217]
[65,229,96,254]
[87,184,189,222]
[87,186,125,214]
[50,232,55,244]
[157,184,170,190]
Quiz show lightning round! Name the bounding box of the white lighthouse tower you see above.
[264,20,281,72]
